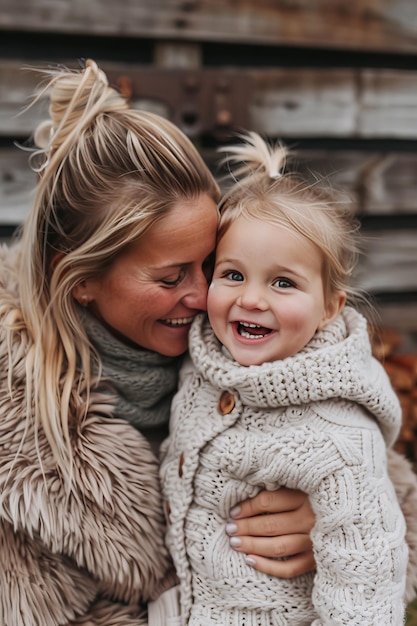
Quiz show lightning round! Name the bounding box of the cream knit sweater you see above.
[161,307,408,625]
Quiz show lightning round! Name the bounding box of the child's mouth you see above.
[236,321,273,340]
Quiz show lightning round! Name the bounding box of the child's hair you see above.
[8,59,221,485]
[218,132,361,305]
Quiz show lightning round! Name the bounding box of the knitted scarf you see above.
[189,307,401,447]
[80,307,181,431]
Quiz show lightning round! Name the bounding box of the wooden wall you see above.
[0,0,416,348]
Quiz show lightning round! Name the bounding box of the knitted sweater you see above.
[0,243,173,626]
[161,308,408,625]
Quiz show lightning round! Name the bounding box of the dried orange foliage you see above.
[371,327,417,461]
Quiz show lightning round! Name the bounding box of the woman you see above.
[0,60,415,625]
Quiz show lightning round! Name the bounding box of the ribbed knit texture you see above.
[80,307,181,430]
[161,308,408,625]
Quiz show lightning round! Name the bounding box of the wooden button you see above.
[178,452,185,477]
[218,391,235,415]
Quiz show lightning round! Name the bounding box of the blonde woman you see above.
[0,61,416,625]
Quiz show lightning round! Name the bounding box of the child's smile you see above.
[208,216,342,366]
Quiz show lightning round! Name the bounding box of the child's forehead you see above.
[222,212,307,241]
[218,217,322,262]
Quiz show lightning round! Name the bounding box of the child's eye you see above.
[161,271,185,287]
[225,270,244,282]
[273,277,294,288]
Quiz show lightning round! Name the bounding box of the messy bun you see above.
[32,59,127,170]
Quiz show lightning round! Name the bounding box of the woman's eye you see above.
[274,277,294,289]
[225,270,244,282]
[161,271,185,286]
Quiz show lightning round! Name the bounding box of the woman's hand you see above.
[226,488,316,578]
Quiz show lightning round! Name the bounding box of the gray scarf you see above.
[80,308,181,432]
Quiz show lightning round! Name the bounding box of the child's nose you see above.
[237,284,269,310]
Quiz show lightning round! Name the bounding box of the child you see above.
[160,132,408,625]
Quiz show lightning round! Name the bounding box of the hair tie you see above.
[269,171,282,180]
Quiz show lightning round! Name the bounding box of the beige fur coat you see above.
[0,244,172,625]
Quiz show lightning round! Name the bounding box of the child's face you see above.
[207,215,343,366]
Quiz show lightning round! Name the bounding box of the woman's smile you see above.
[160,316,195,327]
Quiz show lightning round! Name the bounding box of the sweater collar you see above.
[79,307,181,431]
[189,308,401,447]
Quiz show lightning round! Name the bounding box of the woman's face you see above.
[80,194,219,356]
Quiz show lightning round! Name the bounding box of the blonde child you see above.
[161,133,408,625]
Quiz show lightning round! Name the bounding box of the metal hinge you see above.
[111,68,252,141]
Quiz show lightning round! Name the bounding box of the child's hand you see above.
[226,488,316,577]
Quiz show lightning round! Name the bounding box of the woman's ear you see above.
[318,291,346,331]
[51,253,92,307]
[51,252,93,306]
[72,281,93,307]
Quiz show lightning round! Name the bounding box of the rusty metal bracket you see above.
[111,68,253,141]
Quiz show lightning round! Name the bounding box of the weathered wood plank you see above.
[4,146,417,222]
[4,61,417,140]
[2,0,417,53]
[353,230,417,293]
[249,69,357,137]
[290,151,417,216]
[250,68,417,139]
[359,70,417,137]
[0,62,51,135]
[0,148,36,224]
[0,61,253,138]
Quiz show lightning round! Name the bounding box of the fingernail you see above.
[229,536,241,547]
[226,522,238,535]
[245,555,257,566]
[229,505,241,518]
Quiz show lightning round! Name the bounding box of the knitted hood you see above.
[189,307,401,447]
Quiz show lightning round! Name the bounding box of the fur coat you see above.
[162,310,417,625]
[0,244,172,626]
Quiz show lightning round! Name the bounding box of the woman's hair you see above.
[218,131,361,305]
[12,59,220,483]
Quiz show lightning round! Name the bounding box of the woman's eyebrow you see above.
[150,261,190,270]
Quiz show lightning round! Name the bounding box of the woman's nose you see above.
[182,271,209,310]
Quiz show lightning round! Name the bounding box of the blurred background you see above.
[0,4,416,615]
